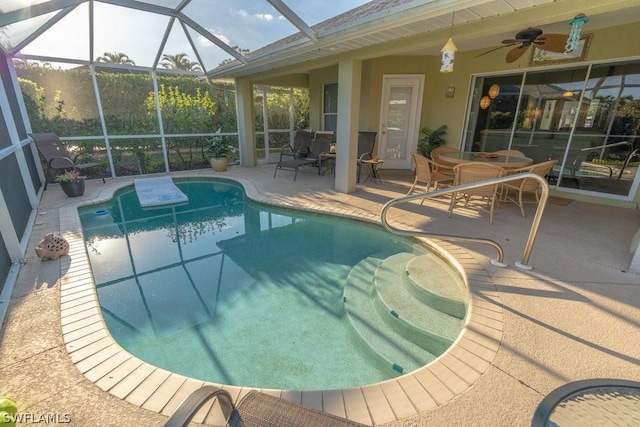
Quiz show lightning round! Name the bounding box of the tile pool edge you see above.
[57,173,504,426]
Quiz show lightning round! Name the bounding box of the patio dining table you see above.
[441,151,534,169]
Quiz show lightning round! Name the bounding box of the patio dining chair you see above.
[502,159,557,217]
[407,152,453,204]
[448,162,505,224]
[30,133,106,189]
[430,146,459,177]
[356,131,377,183]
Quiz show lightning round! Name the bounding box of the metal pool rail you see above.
[380,172,550,270]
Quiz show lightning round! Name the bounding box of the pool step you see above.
[373,253,465,356]
[343,256,438,374]
[404,253,467,319]
[343,251,468,375]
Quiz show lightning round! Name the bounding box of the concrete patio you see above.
[1,163,639,426]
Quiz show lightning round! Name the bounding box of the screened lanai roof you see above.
[1,0,639,78]
[0,0,371,73]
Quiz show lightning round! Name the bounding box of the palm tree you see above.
[96,52,135,65]
[160,53,202,72]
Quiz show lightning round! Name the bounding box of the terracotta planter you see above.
[60,181,85,197]
[210,157,229,172]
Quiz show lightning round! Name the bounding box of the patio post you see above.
[335,58,362,193]
[235,79,256,167]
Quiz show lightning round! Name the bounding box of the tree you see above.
[96,52,136,65]
[160,53,202,72]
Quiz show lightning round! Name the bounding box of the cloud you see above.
[214,33,231,45]
[199,30,230,46]
[256,14,275,22]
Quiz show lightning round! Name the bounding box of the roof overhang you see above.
[210,0,640,80]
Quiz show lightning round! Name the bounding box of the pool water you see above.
[79,178,457,390]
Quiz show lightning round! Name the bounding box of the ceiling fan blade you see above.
[536,33,569,53]
[501,39,527,45]
[475,44,510,59]
[505,46,528,63]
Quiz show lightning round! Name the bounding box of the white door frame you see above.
[377,74,425,169]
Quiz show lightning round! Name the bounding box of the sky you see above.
[2,0,371,71]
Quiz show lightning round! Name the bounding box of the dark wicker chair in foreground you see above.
[164,386,368,427]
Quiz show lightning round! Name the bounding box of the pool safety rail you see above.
[380,172,550,270]
[164,386,233,427]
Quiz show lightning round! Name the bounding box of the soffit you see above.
[212,0,640,79]
[210,0,558,77]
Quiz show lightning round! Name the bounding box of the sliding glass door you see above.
[466,60,640,199]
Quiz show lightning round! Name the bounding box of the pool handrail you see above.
[163,385,234,427]
[380,172,550,270]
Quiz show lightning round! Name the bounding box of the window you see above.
[467,60,640,199]
[323,83,338,131]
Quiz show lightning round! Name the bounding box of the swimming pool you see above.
[79,178,467,390]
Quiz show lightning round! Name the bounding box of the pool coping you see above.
[57,173,503,426]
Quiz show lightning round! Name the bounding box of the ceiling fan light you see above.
[440,38,458,73]
[480,96,491,109]
[488,84,500,99]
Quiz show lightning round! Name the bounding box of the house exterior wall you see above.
[304,22,639,147]
[308,66,337,131]
[357,22,640,154]
[237,21,639,203]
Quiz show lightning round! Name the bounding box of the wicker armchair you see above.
[430,146,459,177]
[407,153,453,204]
[448,162,506,224]
[502,160,557,217]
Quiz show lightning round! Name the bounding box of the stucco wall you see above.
[278,22,639,144]
[308,66,337,131]
[360,22,640,151]
[253,21,640,204]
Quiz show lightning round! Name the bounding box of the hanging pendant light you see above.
[440,38,458,73]
[479,96,491,109]
[565,13,588,54]
[440,12,457,73]
[488,84,500,99]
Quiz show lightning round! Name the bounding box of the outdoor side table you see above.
[362,159,384,183]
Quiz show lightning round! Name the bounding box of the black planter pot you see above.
[60,181,85,197]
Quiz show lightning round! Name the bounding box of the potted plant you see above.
[56,170,86,197]
[205,132,236,172]
[417,125,448,159]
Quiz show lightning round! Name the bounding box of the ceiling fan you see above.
[476,28,567,63]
